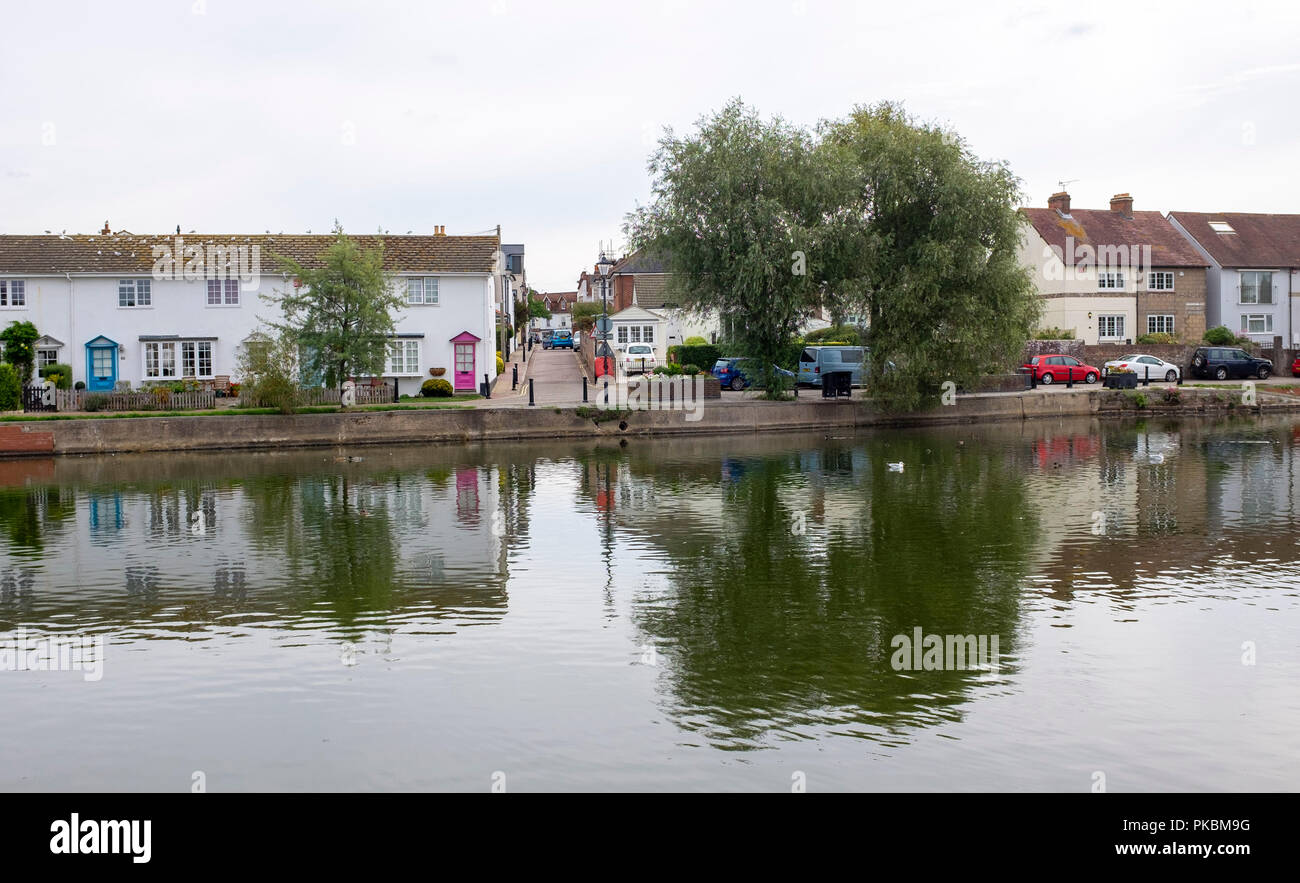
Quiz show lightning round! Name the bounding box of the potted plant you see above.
[1103,367,1138,389]
[429,367,446,377]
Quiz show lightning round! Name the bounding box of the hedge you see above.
[0,363,20,411]
[675,344,721,370]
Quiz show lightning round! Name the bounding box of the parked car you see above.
[1188,346,1272,380]
[548,329,574,350]
[621,343,656,374]
[712,357,796,391]
[796,345,865,387]
[1103,354,1182,383]
[1020,354,1101,384]
[1292,355,1300,378]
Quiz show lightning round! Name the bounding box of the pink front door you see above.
[454,342,476,391]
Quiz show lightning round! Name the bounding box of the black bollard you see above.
[1066,368,1073,389]
[484,373,491,400]
[528,378,534,406]
[512,363,518,390]
[1143,366,1150,387]
[582,375,588,403]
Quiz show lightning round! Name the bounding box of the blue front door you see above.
[86,342,118,391]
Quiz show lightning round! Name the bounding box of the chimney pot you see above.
[1109,193,1134,216]
[1048,192,1071,215]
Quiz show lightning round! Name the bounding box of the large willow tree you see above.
[819,102,1039,410]
[628,100,833,397]
[630,99,1039,410]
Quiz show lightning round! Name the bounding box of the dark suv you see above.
[1189,346,1272,380]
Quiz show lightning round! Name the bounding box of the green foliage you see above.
[630,99,1039,410]
[629,100,831,398]
[804,325,862,345]
[652,363,684,375]
[496,355,505,375]
[575,406,630,423]
[74,381,85,391]
[571,302,604,333]
[819,103,1040,410]
[1126,391,1148,409]
[81,393,107,412]
[528,296,552,322]
[0,363,19,411]
[0,321,39,382]
[681,364,701,375]
[1203,325,1235,345]
[1136,332,1178,345]
[39,363,74,390]
[266,224,404,390]
[683,335,708,346]
[236,330,303,414]
[1032,326,1076,340]
[677,344,721,372]
[421,378,453,397]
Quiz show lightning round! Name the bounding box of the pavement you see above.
[482,345,590,407]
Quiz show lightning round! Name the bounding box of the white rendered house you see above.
[0,229,504,397]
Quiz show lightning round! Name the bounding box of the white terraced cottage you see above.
[0,228,506,397]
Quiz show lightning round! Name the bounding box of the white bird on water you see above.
[888,462,905,472]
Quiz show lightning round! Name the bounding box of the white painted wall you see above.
[1215,267,1291,345]
[0,271,498,397]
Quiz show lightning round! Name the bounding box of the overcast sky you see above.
[3,0,1298,292]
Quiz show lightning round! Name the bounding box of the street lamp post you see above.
[596,251,614,373]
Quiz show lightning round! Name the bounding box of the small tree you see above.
[236,331,302,414]
[0,321,40,382]
[571,302,603,334]
[265,224,404,393]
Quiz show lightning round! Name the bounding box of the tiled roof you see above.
[1167,212,1300,268]
[611,249,666,275]
[0,232,500,275]
[540,291,577,311]
[1021,208,1206,268]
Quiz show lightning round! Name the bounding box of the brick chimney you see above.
[101,220,111,235]
[1047,192,1071,215]
[433,225,445,236]
[1109,193,1134,217]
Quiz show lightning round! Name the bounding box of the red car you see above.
[1292,355,1300,377]
[1021,354,1101,385]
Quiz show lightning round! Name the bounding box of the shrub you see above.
[681,364,701,375]
[81,393,108,412]
[1032,326,1076,340]
[496,356,505,375]
[0,321,39,382]
[235,330,302,414]
[1136,332,1178,345]
[804,325,862,345]
[666,344,683,364]
[1203,325,1236,346]
[74,381,85,391]
[39,363,74,390]
[0,363,19,411]
[677,344,721,372]
[683,336,708,346]
[421,378,453,397]
[1161,387,1182,405]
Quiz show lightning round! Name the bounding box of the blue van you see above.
[797,346,865,387]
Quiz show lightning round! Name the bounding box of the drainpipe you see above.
[66,273,74,382]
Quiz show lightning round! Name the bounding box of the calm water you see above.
[1,416,1298,792]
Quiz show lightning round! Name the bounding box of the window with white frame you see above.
[630,325,642,343]
[206,279,240,306]
[1147,315,1175,335]
[1098,272,1125,290]
[406,277,439,305]
[37,347,60,368]
[642,325,655,343]
[1240,271,1273,304]
[144,342,178,378]
[616,326,628,344]
[1148,272,1174,291]
[0,280,25,307]
[385,339,420,375]
[119,279,152,307]
[181,341,214,377]
[1240,313,1273,334]
[1097,315,1125,338]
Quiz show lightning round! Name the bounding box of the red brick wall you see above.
[0,424,55,457]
